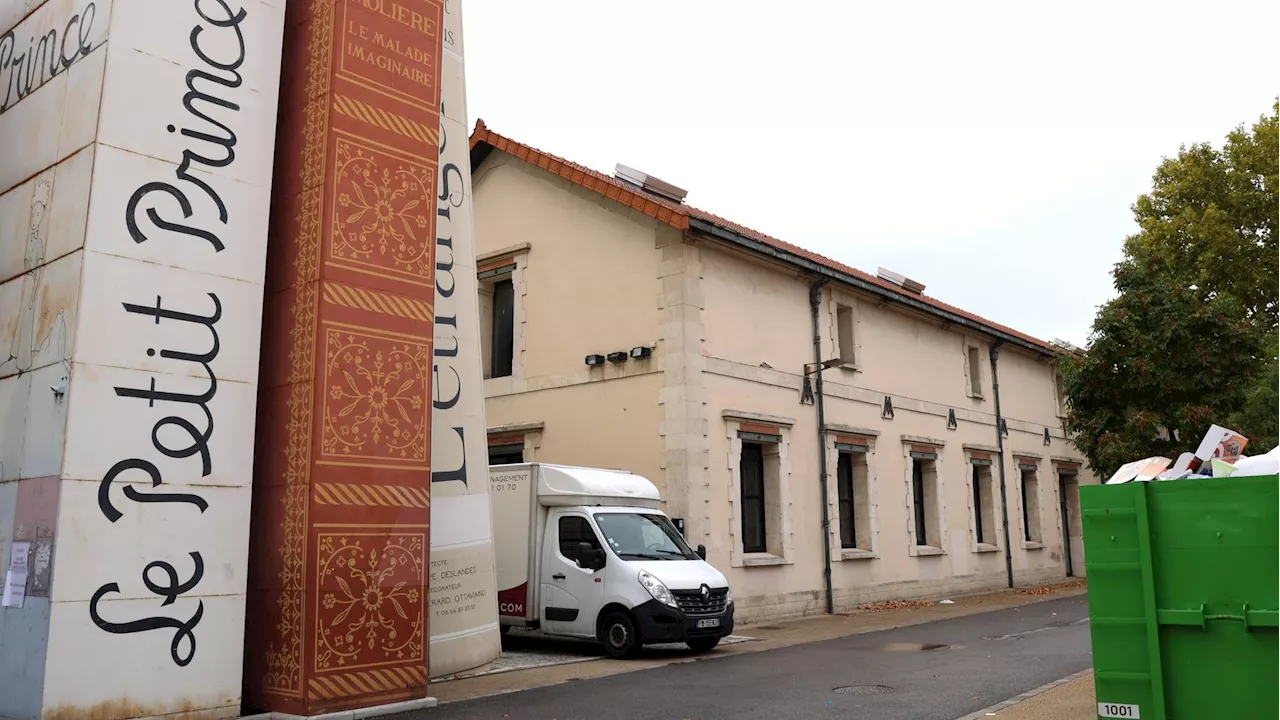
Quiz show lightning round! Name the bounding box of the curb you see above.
[244,697,439,720]
[432,633,762,683]
[951,669,1093,720]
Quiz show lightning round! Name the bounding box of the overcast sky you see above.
[462,0,1278,347]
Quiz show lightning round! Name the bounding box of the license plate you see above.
[696,618,720,629]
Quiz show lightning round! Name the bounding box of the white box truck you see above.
[491,463,734,657]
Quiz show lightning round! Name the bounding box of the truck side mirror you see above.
[696,544,707,560]
[576,542,603,570]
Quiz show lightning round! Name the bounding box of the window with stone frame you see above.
[836,302,857,365]
[1019,460,1043,545]
[1056,463,1083,576]
[1053,369,1069,418]
[835,446,872,552]
[477,251,524,381]
[739,441,768,553]
[907,448,944,551]
[490,278,514,378]
[488,442,523,465]
[725,412,794,567]
[965,342,984,398]
[968,457,998,549]
[738,432,785,557]
[485,423,543,467]
[479,272,514,379]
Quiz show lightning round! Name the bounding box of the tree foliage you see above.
[1060,260,1263,474]
[1061,102,1279,477]
[1124,101,1278,330]
[1226,337,1279,456]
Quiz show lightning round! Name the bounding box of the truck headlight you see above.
[725,587,732,605]
[638,570,678,608]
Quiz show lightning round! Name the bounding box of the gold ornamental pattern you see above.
[266,0,334,697]
[334,93,438,147]
[314,482,431,508]
[315,533,426,670]
[322,281,433,321]
[330,138,435,283]
[307,666,428,701]
[321,326,430,463]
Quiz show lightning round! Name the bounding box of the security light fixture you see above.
[630,346,653,360]
[607,351,629,364]
[585,354,606,367]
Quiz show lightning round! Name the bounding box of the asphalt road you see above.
[410,595,1092,720]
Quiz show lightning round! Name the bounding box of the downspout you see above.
[989,341,1015,589]
[810,282,835,614]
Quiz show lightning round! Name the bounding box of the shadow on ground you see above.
[431,629,760,682]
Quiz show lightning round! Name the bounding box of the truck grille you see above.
[671,587,729,617]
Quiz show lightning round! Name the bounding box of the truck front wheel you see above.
[599,610,640,659]
[686,637,720,653]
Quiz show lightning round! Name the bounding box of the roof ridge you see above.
[470,120,1056,354]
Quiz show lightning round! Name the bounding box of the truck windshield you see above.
[593,512,698,561]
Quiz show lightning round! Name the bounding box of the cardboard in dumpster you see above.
[1232,447,1280,477]
[1211,458,1238,478]
[1205,447,1280,479]
[1106,456,1171,484]
[1111,425,1271,484]
[1168,452,1197,475]
[1151,425,1278,480]
[1194,424,1248,464]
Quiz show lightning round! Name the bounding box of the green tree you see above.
[1124,101,1278,331]
[1060,259,1263,475]
[1226,335,1279,456]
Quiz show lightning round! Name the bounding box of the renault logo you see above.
[700,584,710,599]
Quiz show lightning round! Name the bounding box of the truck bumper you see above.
[632,599,735,644]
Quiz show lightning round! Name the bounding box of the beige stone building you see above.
[466,121,1096,623]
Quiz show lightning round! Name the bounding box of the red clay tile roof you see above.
[470,119,1057,355]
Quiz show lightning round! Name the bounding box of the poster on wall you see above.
[428,0,503,679]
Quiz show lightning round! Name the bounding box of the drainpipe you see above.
[809,282,835,614]
[989,341,1015,589]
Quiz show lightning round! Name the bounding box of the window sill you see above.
[840,548,876,561]
[913,545,946,556]
[742,553,790,567]
[973,543,1001,554]
[484,376,523,398]
[1022,541,1045,550]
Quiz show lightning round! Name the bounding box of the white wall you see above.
[0,1,283,717]
[429,0,502,680]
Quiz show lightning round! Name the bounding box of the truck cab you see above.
[492,463,734,658]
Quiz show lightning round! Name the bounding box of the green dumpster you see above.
[1081,474,1278,720]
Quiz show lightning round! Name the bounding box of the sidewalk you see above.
[976,672,1095,720]
[430,580,1089,704]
